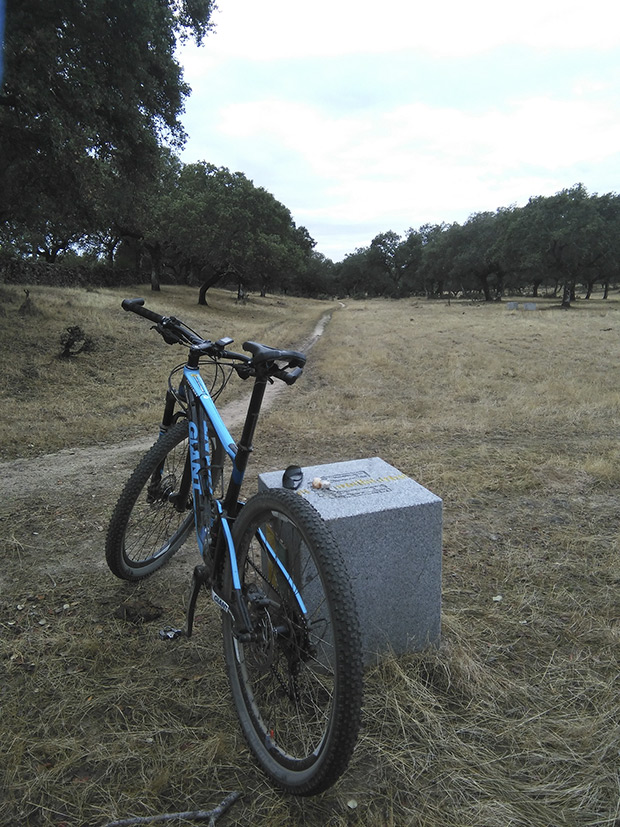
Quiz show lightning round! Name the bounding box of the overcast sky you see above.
[177,0,620,262]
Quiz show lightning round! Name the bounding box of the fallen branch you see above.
[103,791,242,827]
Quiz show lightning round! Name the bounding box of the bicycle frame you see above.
[167,356,307,639]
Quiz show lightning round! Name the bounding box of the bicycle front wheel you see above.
[105,421,195,580]
[222,488,363,795]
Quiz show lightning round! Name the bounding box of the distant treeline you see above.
[1,4,617,306]
[331,183,620,306]
[3,179,618,309]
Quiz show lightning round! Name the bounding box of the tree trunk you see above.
[106,237,120,265]
[145,242,161,291]
[561,280,572,308]
[134,245,143,279]
[198,271,224,305]
[480,275,491,302]
[150,251,161,291]
[40,246,60,263]
[150,266,161,292]
[494,272,504,300]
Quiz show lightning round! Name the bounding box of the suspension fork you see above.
[159,389,178,436]
[145,390,190,503]
[156,387,194,513]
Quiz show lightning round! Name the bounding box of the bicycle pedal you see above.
[159,626,187,641]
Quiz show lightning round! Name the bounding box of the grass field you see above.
[0,283,618,826]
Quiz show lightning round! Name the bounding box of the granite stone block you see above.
[258,457,442,664]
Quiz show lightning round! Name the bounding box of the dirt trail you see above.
[0,312,332,501]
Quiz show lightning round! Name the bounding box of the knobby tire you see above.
[105,420,222,580]
[222,488,364,795]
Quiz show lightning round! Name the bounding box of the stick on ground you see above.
[103,791,242,827]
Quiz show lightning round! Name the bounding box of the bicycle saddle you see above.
[243,341,306,368]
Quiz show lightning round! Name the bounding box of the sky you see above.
[177,0,620,262]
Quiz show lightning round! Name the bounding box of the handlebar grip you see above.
[274,366,303,385]
[121,298,165,325]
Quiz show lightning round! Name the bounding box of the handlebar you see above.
[121,298,306,384]
[122,298,204,346]
[122,297,163,324]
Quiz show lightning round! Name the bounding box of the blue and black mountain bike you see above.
[105,299,363,795]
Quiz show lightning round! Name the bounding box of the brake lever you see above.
[153,323,181,345]
[234,363,254,380]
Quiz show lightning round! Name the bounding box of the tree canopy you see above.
[139,160,316,299]
[0,0,321,302]
[1,4,618,304]
[0,0,215,256]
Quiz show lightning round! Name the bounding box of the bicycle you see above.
[105,298,364,795]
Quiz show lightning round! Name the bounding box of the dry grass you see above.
[1,287,619,826]
[0,283,330,459]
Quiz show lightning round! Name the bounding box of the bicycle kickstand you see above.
[158,565,210,641]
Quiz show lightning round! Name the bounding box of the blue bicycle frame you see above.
[179,358,307,639]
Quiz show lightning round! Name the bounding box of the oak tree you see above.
[0,0,215,254]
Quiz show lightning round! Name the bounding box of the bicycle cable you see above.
[167,357,237,406]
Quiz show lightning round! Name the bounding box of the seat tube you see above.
[222,376,268,513]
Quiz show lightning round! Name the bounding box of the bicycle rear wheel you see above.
[222,488,363,795]
[106,420,223,580]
